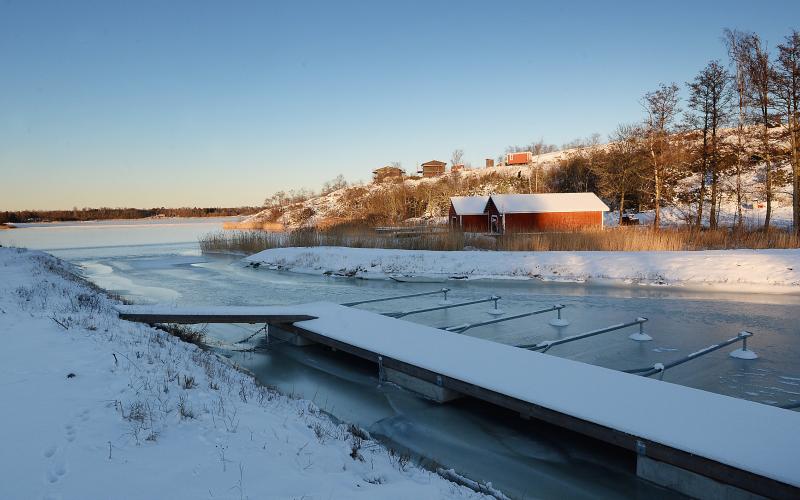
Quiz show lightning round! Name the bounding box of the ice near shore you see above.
[0,248,487,500]
[246,246,800,292]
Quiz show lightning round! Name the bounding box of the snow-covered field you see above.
[246,246,800,293]
[0,247,489,500]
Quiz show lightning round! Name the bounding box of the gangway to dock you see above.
[116,300,800,499]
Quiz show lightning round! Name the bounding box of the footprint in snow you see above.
[43,445,58,458]
[64,424,76,442]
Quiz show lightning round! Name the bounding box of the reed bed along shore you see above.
[199,225,800,254]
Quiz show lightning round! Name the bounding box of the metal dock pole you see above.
[341,288,450,307]
[442,304,566,334]
[517,317,650,353]
[624,331,758,378]
[384,295,501,319]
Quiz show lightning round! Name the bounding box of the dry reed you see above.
[199,226,800,254]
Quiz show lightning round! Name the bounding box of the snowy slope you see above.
[246,246,800,292]
[0,248,488,500]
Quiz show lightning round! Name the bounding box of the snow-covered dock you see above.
[118,302,800,499]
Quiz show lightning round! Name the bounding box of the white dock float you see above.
[118,302,800,499]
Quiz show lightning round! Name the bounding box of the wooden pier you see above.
[117,302,800,499]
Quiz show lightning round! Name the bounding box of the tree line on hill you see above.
[0,206,262,224]
[548,28,799,233]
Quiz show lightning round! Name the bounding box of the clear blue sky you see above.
[1,0,798,210]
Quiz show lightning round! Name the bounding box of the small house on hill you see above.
[419,160,446,178]
[449,196,490,232]
[487,193,609,233]
[372,165,404,183]
[505,152,533,165]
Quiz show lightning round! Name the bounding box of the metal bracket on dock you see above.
[517,317,650,353]
[549,305,570,327]
[488,296,505,316]
[377,355,385,383]
[629,317,652,341]
[625,331,758,378]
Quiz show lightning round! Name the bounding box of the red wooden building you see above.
[449,196,489,232]
[505,152,533,165]
[487,193,609,233]
[447,193,609,233]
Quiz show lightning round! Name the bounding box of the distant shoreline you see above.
[10,216,243,226]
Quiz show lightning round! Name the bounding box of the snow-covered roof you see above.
[490,193,609,214]
[449,196,489,215]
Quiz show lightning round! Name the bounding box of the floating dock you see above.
[118,302,800,499]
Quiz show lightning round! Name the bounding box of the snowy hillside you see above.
[236,149,580,229]
[0,248,490,500]
[237,135,795,231]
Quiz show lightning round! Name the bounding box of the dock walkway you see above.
[117,302,800,499]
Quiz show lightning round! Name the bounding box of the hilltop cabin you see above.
[372,165,404,183]
[419,160,447,178]
[505,151,533,165]
[448,193,609,233]
[449,196,490,232]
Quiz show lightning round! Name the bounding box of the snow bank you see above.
[0,248,486,500]
[246,247,800,292]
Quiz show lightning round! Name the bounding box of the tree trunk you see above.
[697,171,706,227]
[698,123,709,228]
[710,110,720,230]
[619,191,626,224]
[791,112,800,235]
[654,166,661,230]
[762,109,772,230]
[735,78,746,230]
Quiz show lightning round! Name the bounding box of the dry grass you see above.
[200,225,800,254]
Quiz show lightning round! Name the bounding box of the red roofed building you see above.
[448,193,609,233]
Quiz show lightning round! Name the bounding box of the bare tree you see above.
[450,149,464,168]
[687,60,732,228]
[724,28,756,229]
[597,124,646,221]
[776,30,800,235]
[529,139,548,193]
[745,35,778,229]
[642,83,681,230]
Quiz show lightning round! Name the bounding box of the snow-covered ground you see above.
[0,247,489,500]
[246,246,800,293]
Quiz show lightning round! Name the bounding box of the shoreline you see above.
[244,246,800,294]
[0,247,488,499]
